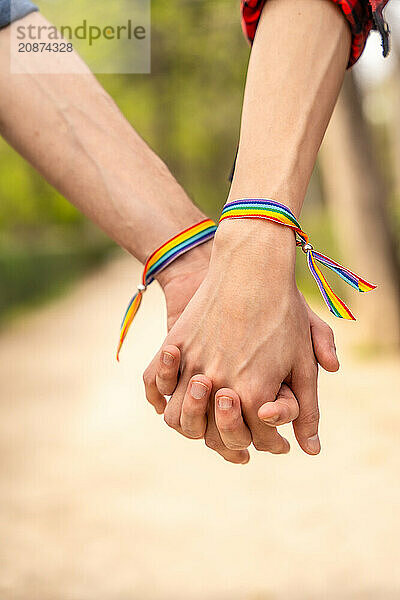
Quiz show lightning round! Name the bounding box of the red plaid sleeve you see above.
[241,0,390,67]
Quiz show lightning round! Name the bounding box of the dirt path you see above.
[0,256,399,600]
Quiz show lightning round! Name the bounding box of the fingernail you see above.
[191,381,208,400]
[307,434,321,454]
[217,396,233,410]
[162,352,175,366]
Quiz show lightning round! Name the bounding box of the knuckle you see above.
[163,410,180,430]
[219,423,237,434]
[252,440,271,452]
[157,380,173,396]
[218,416,241,433]
[297,406,320,426]
[299,362,318,385]
[249,399,262,413]
[157,385,168,396]
[205,437,221,451]
[186,403,207,418]
[306,359,318,377]
[157,365,168,380]
[225,440,248,450]
[144,391,155,406]
[182,358,198,375]
[280,401,298,422]
[269,444,289,455]
[142,369,152,388]
[242,395,262,412]
[253,438,286,454]
[276,406,290,423]
[182,427,203,439]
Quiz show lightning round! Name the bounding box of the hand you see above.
[145,220,339,462]
[144,300,338,464]
[155,240,212,332]
[150,237,253,464]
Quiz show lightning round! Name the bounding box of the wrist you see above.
[212,218,296,275]
[155,239,212,291]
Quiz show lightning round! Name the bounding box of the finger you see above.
[180,374,212,439]
[163,375,189,435]
[292,361,321,455]
[205,397,250,465]
[257,383,299,426]
[215,388,251,450]
[307,307,340,372]
[156,345,181,396]
[143,355,167,415]
[241,389,290,455]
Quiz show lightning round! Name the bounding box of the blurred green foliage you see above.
[98,0,248,218]
[2,1,396,322]
[0,0,248,319]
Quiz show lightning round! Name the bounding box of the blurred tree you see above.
[4,0,398,342]
[320,71,400,350]
[389,38,400,202]
[0,0,248,316]
[100,0,248,219]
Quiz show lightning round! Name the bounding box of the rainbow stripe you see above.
[220,199,376,320]
[220,198,302,231]
[117,218,217,360]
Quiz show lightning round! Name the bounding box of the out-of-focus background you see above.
[0,1,400,599]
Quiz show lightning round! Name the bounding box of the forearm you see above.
[0,13,208,275]
[210,0,352,296]
[228,0,351,217]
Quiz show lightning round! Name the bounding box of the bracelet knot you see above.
[220,198,376,321]
[301,242,314,253]
[117,218,217,361]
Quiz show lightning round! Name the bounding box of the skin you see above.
[145,263,339,464]
[144,0,351,460]
[0,12,206,262]
[0,6,343,463]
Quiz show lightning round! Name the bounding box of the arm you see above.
[148,0,351,456]
[0,10,252,464]
[228,0,350,215]
[0,12,210,288]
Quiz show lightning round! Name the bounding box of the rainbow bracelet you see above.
[220,198,376,320]
[117,218,217,360]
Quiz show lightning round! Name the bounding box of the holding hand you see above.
[144,219,339,464]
